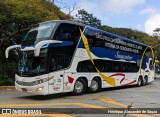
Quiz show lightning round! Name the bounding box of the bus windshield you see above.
[22,22,56,45]
[17,48,48,77]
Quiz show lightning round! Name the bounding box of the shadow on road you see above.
[16,92,73,101]
[16,80,156,101]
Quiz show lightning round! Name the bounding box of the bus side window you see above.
[77,60,96,72]
[50,54,64,72]
[53,23,83,42]
[149,60,154,70]
[86,29,103,47]
[64,56,72,68]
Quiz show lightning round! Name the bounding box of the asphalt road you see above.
[0,79,160,117]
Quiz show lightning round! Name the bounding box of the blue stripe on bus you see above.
[89,47,148,69]
[21,41,73,49]
[21,45,35,49]
[48,41,74,47]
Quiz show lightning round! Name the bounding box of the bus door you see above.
[63,72,73,93]
[48,54,64,94]
[48,71,64,94]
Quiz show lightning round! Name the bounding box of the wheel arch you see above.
[76,76,88,87]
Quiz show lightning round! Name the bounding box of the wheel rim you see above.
[144,78,146,84]
[138,78,141,85]
[90,80,98,91]
[74,81,83,93]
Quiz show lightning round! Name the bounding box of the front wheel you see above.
[73,78,87,95]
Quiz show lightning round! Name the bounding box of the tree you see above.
[76,9,101,28]
[0,0,70,50]
[153,28,160,39]
[0,0,70,85]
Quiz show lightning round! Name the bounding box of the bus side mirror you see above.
[34,40,62,57]
[5,45,21,58]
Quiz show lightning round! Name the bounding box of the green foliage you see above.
[99,25,159,46]
[0,0,70,86]
[76,9,101,28]
[0,0,70,49]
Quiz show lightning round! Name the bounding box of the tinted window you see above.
[77,59,139,73]
[54,23,83,42]
[76,60,96,72]
[85,29,146,55]
[49,46,74,72]
[22,22,56,46]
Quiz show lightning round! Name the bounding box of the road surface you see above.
[0,79,160,117]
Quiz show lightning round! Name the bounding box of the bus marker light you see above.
[68,76,74,84]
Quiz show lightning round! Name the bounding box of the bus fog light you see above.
[36,87,43,92]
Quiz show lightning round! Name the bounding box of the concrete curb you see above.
[0,86,15,90]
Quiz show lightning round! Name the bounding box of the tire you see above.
[144,76,148,85]
[73,78,87,95]
[137,77,142,87]
[142,76,148,86]
[88,78,101,93]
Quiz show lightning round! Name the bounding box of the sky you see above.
[54,0,160,35]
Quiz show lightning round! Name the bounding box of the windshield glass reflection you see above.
[17,48,48,77]
[22,22,56,45]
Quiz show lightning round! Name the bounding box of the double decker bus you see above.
[5,20,155,95]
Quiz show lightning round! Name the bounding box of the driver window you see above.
[50,54,64,72]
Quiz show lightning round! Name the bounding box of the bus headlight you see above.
[33,78,48,85]
[36,87,44,92]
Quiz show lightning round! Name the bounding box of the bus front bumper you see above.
[15,81,48,95]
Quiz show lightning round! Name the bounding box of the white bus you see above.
[5,20,155,95]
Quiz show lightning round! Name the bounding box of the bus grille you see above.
[16,81,33,86]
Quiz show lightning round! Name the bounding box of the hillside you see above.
[100,25,159,47]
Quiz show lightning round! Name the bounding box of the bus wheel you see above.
[73,78,86,95]
[144,76,148,85]
[137,77,142,87]
[88,78,101,93]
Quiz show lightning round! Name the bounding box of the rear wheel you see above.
[137,77,142,87]
[88,78,101,93]
[73,78,87,95]
[143,76,148,85]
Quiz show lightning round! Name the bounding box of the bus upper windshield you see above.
[22,22,56,45]
[17,48,48,77]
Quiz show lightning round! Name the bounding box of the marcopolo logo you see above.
[115,51,133,60]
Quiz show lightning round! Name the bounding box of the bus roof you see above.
[39,20,148,47]
[39,20,86,27]
[86,26,148,47]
